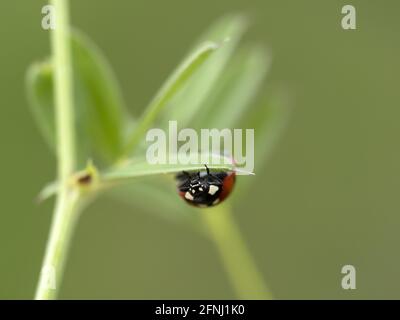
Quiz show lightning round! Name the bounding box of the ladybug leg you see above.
[176,173,192,191]
[209,173,223,185]
[176,171,192,183]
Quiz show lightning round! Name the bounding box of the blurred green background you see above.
[1,0,400,299]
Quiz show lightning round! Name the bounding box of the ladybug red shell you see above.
[176,165,236,207]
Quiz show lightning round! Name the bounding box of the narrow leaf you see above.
[192,46,271,129]
[102,153,247,183]
[108,176,199,223]
[26,30,128,165]
[124,41,219,155]
[235,93,290,196]
[71,31,128,163]
[252,94,289,168]
[26,61,56,150]
[163,14,247,129]
[37,181,58,203]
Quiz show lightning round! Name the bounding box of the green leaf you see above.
[36,151,248,203]
[101,153,248,183]
[108,176,199,223]
[252,94,289,169]
[71,30,128,164]
[26,30,128,166]
[37,181,58,203]
[235,93,290,196]
[163,14,247,129]
[124,41,219,155]
[26,61,56,151]
[192,45,271,129]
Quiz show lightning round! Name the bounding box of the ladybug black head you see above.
[176,165,235,208]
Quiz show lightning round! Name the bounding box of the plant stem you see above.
[35,190,81,299]
[202,204,273,299]
[52,0,75,179]
[35,0,78,300]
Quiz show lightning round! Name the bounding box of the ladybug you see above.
[176,165,236,207]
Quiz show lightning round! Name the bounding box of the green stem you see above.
[35,0,78,300]
[35,190,81,299]
[202,204,273,299]
[52,0,75,179]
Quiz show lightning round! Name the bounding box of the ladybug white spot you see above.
[212,198,220,205]
[208,185,219,195]
[185,192,194,201]
[199,187,203,192]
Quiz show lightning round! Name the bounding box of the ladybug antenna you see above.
[204,164,210,175]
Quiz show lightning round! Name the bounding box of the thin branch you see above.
[52,0,76,180]
[35,190,80,299]
[35,0,79,300]
[202,204,273,299]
